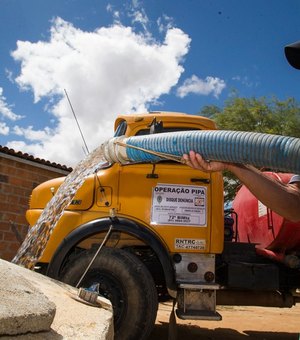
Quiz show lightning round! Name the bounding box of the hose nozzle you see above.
[101,136,129,164]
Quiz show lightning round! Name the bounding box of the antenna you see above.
[64,89,90,155]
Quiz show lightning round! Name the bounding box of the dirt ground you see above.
[150,301,300,340]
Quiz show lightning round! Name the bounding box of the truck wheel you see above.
[60,247,158,340]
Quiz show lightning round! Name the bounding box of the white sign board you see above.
[151,183,207,226]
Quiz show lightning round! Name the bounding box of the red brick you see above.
[11,178,32,189]
[3,231,17,241]
[15,216,27,225]
[2,212,18,221]
[12,186,27,196]
[1,164,16,175]
[19,196,30,206]
[8,194,18,203]
[0,192,9,202]
[1,248,18,261]
[0,241,8,251]
[1,183,13,194]
[1,153,67,260]
[2,203,19,213]
[0,223,10,231]
[9,176,25,186]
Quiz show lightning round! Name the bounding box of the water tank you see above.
[232,172,300,254]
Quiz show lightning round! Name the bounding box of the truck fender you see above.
[46,217,176,292]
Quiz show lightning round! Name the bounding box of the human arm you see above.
[182,151,300,222]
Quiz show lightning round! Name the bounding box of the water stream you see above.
[12,145,108,270]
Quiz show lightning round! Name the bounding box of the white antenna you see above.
[64,89,90,155]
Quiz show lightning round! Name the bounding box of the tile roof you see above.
[0,145,73,172]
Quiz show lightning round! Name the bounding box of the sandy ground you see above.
[150,301,300,340]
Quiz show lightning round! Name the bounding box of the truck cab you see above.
[26,112,224,339]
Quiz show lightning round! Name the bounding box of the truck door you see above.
[117,161,224,254]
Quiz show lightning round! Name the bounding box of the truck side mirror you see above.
[148,117,164,134]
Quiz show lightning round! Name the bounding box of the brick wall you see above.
[0,150,71,261]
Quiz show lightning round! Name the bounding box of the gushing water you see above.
[12,145,108,269]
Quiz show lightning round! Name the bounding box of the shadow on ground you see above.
[149,321,299,340]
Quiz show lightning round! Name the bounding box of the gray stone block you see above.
[0,260,56,335]
[0,259,114,339]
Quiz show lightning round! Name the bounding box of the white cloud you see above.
[106,4,121,24]
[157,15,174,33]
[129,0,149,26]
[5,69,14,83]
[232,75,259,88]
[10,17,190,166]
[6,140,45,157]
[13,125,53,141]
[0,122,9,135]
[0,87,24,121]
[177,75,226,98]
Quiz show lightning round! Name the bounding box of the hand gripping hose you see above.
[101,130,300,174]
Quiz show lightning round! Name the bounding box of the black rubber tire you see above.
[60,247,158,340]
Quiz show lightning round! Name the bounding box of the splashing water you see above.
[12,145,109,270]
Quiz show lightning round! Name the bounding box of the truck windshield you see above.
[114,120,127,137]
[114,120,200,137]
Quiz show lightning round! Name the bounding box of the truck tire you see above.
[59,246,158,340]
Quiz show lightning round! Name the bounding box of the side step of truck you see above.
[176,283,222,321]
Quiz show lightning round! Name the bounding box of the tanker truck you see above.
[25,111,300,340]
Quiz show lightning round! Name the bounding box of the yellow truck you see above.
[26,112,300,340]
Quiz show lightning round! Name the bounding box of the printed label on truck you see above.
[151,183,207,226]
[175,238,206,250]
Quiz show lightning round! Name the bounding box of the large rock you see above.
[0,260,56,335]
[0,259,113,339]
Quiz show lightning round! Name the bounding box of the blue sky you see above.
[0,0,300,166]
